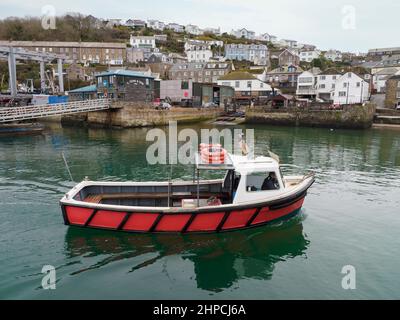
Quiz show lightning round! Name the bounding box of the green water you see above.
[0,123,400,300]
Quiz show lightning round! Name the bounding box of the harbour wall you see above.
[245,104,376,129]
[61,101,222,128]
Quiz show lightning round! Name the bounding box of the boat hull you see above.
[60,190,309,234]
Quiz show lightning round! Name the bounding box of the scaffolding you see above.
[0,46,65,97]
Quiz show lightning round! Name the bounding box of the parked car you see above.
[396,103,400,110]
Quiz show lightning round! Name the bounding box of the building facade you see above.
[169,62,232,83]
[332,72,370,105]
[266,65,303,89]
[278,49,300,66]
[95,69,155,101]
[324,50,343,62]
[130,36,156,49]
[225,44,269,65]
[185,40,213,62]
[0,41,126,65]
[316,69,343,101]
[385,75,400,108]
[147,20,165,31]
[299,49,321,62]
[230,28,256,40]
[185,24,204,35]
[296,68,321,98]
[166,23,185,33]
[217,71,272,100]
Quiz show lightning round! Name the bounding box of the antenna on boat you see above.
[167,163,173,207]
[61,151,74,182]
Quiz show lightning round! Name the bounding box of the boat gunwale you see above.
[60,176,315,215]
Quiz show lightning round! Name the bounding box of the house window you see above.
[320,76,326,80]
[339,91,346,97]
[357,82,361,87]
[235,81,240,88]
[320,84,326,89]
[181,81,189,90]
[247,81,252,88]
[343,83,348,88]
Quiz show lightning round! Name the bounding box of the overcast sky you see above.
[1,0,398,52]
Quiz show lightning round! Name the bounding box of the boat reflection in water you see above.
[65,215,310,292]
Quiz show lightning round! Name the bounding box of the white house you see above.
[299,49,321,62]
[231,28,256,40]
[185,40,213,62]
[257,33,277,42]
[332,72,370,105]
[217,71,272,97]
[296,68,321,97]
[316,69,343,101]
[324,50,343,62]
[373,68,399,93]
[185,24,204,35]
[281,39,298,48]
[203,27,221,35]
[186,50,213,63]
[130,35,156,49]
[147,20,165,31]
[166,23,185,33]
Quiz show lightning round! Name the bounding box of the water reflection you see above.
[65,216,309,292]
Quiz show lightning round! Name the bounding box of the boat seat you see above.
[82,192,230,201]
[84,194,103,203]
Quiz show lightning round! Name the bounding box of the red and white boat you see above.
[60,147,315,234]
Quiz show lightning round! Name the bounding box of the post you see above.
[197,169,200,207]
[7,47,17,97]
[57,58,64,93]
[40,60,46,93]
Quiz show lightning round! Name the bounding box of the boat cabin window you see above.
[246,171,280,192]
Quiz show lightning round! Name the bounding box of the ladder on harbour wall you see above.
[0,99,112,123]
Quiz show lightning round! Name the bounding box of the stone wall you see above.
[385,78,400,108]
[246,104,376,129]
[62,101,222,128]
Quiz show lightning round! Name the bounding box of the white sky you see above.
[1,0,399,52]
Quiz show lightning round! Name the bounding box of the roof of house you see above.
[218,71,257,80]
[0,40,126,48]
[95,69,154,78]
[319,68,343,75]
[267,65,303,74]
[279,49,300,58]
[388,75,400,80]
[68,85,97,93]
[375,67,399,75]
[307,67,322,75]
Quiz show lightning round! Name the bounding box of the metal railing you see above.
[0,98,111,123]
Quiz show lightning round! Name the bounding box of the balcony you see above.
[296,87,317,96]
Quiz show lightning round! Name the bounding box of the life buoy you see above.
[199,144,226,164]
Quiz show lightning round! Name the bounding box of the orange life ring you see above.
[199,144,226,164]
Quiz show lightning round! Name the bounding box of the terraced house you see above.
[217,71,272,101]
[266,65,304,90]
[169,62,233,83]
[225,44,269,66]
[0,41,126,65]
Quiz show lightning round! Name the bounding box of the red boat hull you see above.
[61,195,307,234]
